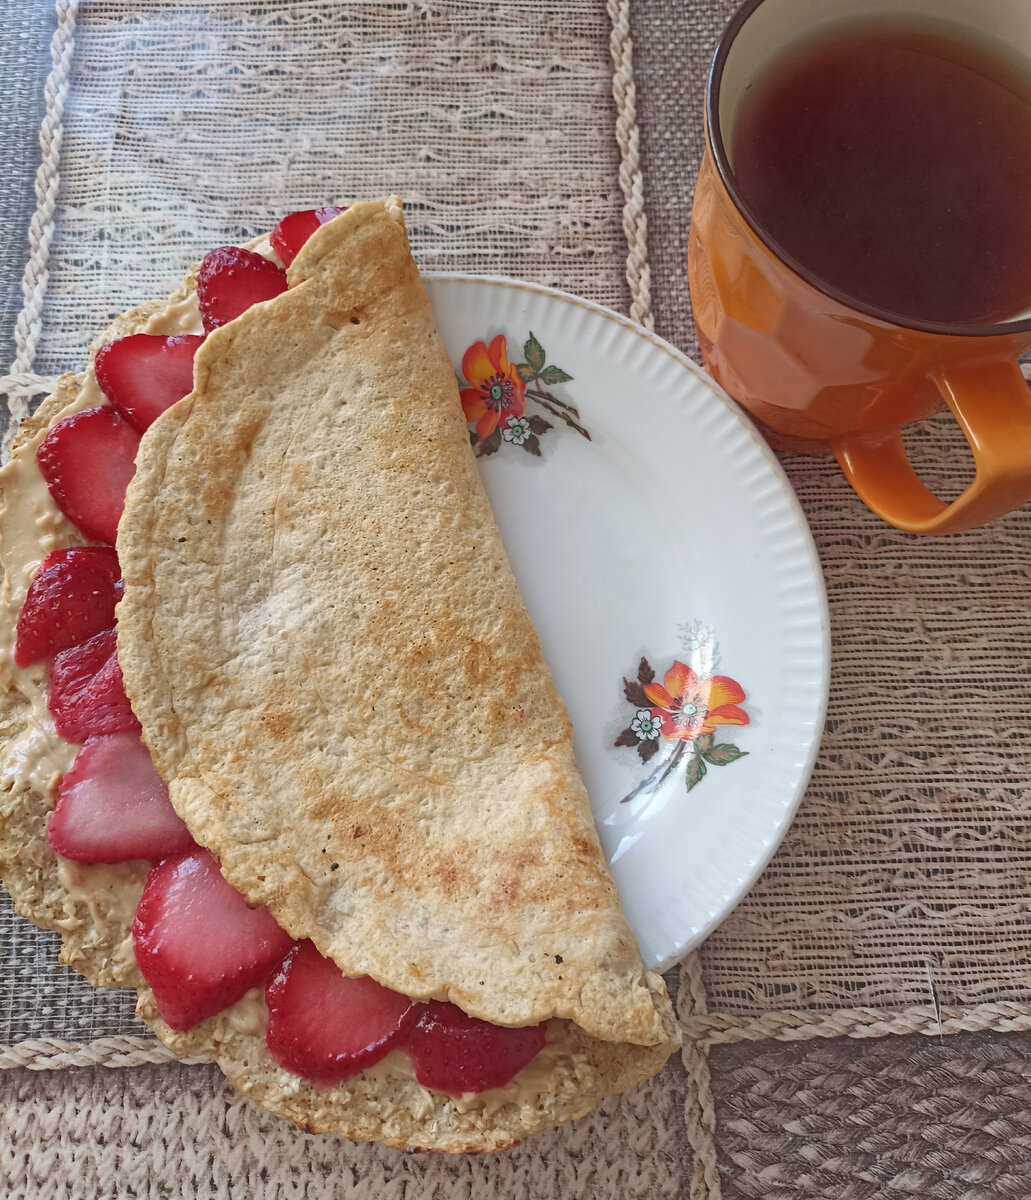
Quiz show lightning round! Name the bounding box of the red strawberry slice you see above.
[47,628,140,741]
[94,334,205,432]
[36,406,141,544]
[270,207,347,267]
[15,547,123,667]
[133,848,294,1031]
[48,732,194,864]
[196,246,288,332]
[265,940,416,1082]
[48,627,113,698]
[406,1001,546,1094]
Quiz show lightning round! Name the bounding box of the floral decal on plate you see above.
[616,623,749,795]
[458,332,590,457]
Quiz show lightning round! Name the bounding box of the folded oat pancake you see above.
[0,198,678,1152]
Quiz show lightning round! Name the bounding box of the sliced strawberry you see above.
[48,732,194,864]
[47,629,140,741]
[196,246,288,332]
[269,206,347,268]
[265,940,416,1082]
[48,628,114,698]
[406,1001,546,1094]
[36,406,141,544]
[94,334,205,432]
[15,547,123,667]
[133,848,294,1031]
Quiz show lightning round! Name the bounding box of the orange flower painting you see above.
[459,335,526,442]
[643,660,748,743]
[617,653,749,794]
[457,331,589,457]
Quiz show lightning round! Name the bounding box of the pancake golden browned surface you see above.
[116,198,671,1047]
[0,198,679,1152]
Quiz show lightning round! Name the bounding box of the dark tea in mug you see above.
[730,17,1031,326]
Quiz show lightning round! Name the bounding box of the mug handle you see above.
[831,360,1031,535]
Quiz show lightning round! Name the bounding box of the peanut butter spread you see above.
[0,253,594,1115]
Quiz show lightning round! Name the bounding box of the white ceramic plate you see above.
[425,276,829,973]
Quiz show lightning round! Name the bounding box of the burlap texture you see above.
[708,1031,1031,1200]
[631,3,1031,1194]
[7,0,1031,1194]
[30,0,629,379]
[2,1057,692,1199]
[0,4,699,1195]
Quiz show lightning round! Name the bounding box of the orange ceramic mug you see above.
[688,0,1031,534]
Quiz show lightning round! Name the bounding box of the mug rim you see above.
[706,0,1031,340]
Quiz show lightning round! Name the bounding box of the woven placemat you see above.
[708,1030,1031,1200]
[0,4,696,1195]
[0,3,700,1196]
[3,1057,693,1199]
[7,0,1031,1194]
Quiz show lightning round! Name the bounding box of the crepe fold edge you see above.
[117,197,673,1051]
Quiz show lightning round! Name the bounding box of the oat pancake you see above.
[117,199,670,1047]
[0,199,679,1151]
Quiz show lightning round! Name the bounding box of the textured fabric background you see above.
[0,2,58,373]
[0,5,696,1197]
[632,3,1031,1196]
[31,0,630,376]
[11,0,1031,1044]
[708,1031,1031,1200]
[6,0,1031,1195]
[3,1057,692,1199]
